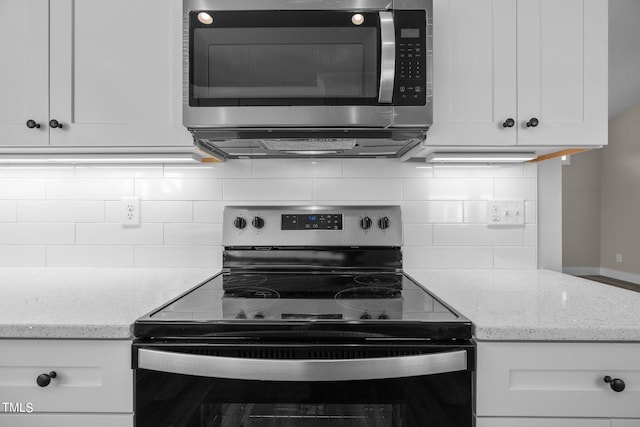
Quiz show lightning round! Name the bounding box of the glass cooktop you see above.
[134,271,471,341]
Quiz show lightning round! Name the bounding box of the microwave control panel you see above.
[394,11,428,106]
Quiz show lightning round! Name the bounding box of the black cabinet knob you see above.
[36,371,57,387]
[360,216,372,230]
[526,118,539,128]
[604,376,625,392]
[233,217,247,230]
[502,118,515,128]
[378,216,390,230]
[26,120,41,129]
[49,119,63,129]
[252,216,265,229]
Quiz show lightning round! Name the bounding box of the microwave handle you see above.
[138,348,468,382]
[378,11,396,104]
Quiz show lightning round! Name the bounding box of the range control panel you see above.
[394,10,428,106]
[282,214,343,230]
[223,205,402,247]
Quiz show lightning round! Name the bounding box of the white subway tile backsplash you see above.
[141,201,193,223]
[524,224,537,246]
[463,201,487,223]
[434,224,524,246]
[253,159,342,178]
[224,179,312,201]
[136,178,222,201]
[433,164,523,178]
[523,163,538,178]
[494,246,537,269]
[403,224,433,246]
[134,246,222,268]
[0,159,538,269]
[0,166,74,178]
[313,178,402,201]
[494,178,537,200]
[164,160,253,179]
[0,201,17,221]
[193,201,225,223]
[164,223,222,246]
[75,165,163,178]
[17,201,104,223]
[402,201,463,223]
[342,159,433,178]
[0,245,46,266]
[47,178,133,200]
[403,246,494,269]
[0,223,74,244]
[76,223,163,245]
[404,178,493,200]
[525,201,537,224]
[46,245,134,267]
[0,179,46,199]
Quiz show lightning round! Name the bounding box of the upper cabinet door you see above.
[0,0,49,146]
[429,0,517,146]
[49,0,192,147]
[516,0,608,146]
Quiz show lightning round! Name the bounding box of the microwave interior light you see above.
[425,152,537,163]
[351,14,365,26]
[197,12,214,25]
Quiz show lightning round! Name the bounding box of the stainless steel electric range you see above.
[133,205,474,427]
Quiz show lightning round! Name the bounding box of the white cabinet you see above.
[0,339,132,426]
[476,341,640,425]
[0,0,49,146]
[429,0,608,148]
[0,0,191,148]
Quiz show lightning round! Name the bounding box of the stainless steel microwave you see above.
[183,0,433,159]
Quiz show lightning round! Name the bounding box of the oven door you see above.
[134,343,473,427]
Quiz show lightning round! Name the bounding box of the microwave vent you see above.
[260,139,357,152]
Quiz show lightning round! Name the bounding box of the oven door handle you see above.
[137,349,468,381]
[378,11,395,104]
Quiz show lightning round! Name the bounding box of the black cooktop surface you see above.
[134,271,471,341]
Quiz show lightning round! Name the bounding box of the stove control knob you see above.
[254,312,265,319]
[252,216,265,229]
[360,312,372,320]
[235,310,247,319]
[378,313,390,320]
[360,216,372,230]
[378,216,390,230]
[233,217,247,230]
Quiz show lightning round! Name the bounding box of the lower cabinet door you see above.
[475,418,610,427]
[0,413,132,427]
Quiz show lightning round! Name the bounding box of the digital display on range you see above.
[281,214,343,230]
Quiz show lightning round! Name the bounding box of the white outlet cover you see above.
[121,196,141,226]
[487,200,525,226]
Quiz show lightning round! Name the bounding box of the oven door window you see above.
[189,11,381,106]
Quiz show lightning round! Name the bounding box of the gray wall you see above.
[600,101,640,275]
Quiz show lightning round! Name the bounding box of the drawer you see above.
[0,413,132,427]
[476,417,610,427]
[476,342,640,418]
[0,340,132,413]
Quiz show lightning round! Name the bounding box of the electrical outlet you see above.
[487,200,525,225]
[616,254,623,263]
[121,197,141,226]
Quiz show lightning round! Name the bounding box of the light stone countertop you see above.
[407,268,640,341]
[0,267,217,339]
[2,267,639,341]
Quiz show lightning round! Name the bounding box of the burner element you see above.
[354,274,401,287]
[335,286,402,300]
